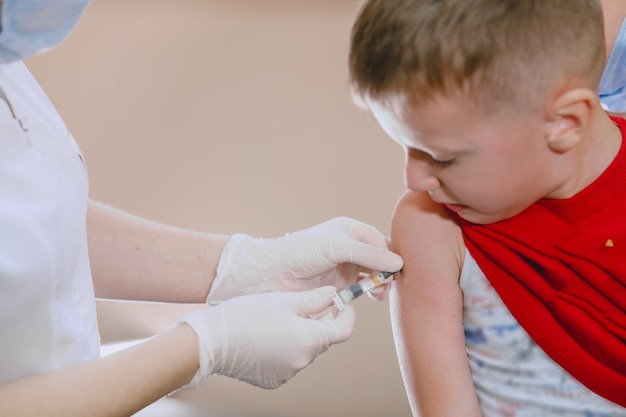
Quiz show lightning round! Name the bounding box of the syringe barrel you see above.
[335,271,391,306]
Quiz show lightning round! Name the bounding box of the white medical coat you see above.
[0,61,100,383]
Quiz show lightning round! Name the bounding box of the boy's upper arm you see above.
[389,190,480,417]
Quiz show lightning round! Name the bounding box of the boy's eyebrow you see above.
[400,126,472,155]
[410,145,466,161]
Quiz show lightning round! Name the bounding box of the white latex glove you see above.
[181,286,355,389]
[207,217,403,305]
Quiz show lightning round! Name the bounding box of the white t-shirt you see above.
[0,60,100,383]
[461,250,625,416]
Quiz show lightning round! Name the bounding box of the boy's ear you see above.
[545,88,595,153]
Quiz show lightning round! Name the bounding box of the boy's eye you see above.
[407,147,456,168]
[430,157,455,168]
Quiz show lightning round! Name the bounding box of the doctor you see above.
[0,1,403,416]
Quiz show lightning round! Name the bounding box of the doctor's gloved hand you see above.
[207,217,403,305]
[181,286,355,389]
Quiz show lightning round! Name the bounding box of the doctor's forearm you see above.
[0,323,199,417]
[87,200,229,303]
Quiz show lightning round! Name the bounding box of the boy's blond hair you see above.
[349,0,606,113]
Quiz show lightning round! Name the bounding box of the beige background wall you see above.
[26,1,411,416]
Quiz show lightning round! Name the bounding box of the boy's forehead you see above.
[366,95,414,145]
[366,92,475,137]
[365,91,518,156]
[365,94,461,154]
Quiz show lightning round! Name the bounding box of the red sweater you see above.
[455,117,626,407]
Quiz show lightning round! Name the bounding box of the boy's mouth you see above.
[443,203,468,213]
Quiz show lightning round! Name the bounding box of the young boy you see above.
[349,0,626,415]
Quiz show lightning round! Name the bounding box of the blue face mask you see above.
[599,17,626,112]
[0,0,91,64]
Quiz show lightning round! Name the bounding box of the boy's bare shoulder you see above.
[391,190,465,271]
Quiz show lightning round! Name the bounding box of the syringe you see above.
[310,271,395,319]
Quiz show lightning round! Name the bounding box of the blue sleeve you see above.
[0,0,91,64]
[599,17,626,112]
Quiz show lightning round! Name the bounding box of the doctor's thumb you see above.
[297,286,337,317]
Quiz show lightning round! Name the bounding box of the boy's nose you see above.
[404,158,440,192]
